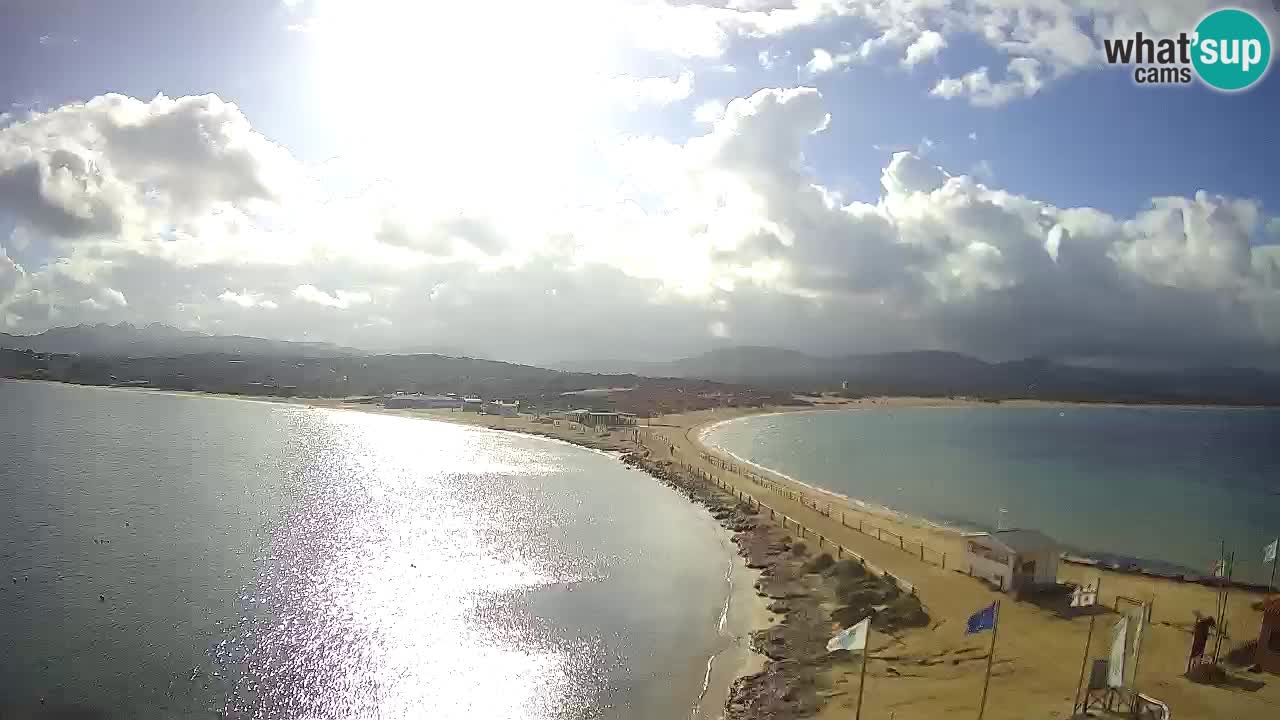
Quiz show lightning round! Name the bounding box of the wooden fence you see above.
[684,462,919,596]
[695,450,948,573]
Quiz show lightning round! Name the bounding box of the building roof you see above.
[982,529,1059,555]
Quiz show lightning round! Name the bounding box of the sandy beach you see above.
[329,396,1277,720]
[670,405,1276,720]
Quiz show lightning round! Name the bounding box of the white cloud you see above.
[1,89,1277,367]
[608,71,695,109]
[803,47,857,76]
[693,99,726,124]
[902,30,946,67]
[102,288,127,307]
[292,285,373,310]
[220,290,278,310]
[932,58,1046,107]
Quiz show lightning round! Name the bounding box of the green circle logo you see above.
[1192,8,1271,91]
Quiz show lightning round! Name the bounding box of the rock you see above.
[873,594,930,631]
[827,559,868,580]
[804,552,835,574]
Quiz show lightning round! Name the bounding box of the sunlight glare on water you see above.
[219,411,596,719]
[2,383,731,720]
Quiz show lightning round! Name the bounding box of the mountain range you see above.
[0,323,361,358]
[5,325,1280,405]
[559,346,1280,405]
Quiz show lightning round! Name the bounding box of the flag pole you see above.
[977,600,1001,720]
[1269,538,1277,592]
[1129,602,1149,709]
[855,624,872,720]
[1071,614,1096,715]
[1212,552,1235,663]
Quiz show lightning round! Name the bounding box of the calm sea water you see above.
[705,406,1280,585]
[0,381,736,719]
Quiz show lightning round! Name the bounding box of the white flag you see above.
[1108,616,1129,688]
[1128,610,1145,688]
[827,617,871,653]
[1070,579,1099,608]
[1265,539,1278,565]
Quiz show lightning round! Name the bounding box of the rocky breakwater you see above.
[620,452,930,720]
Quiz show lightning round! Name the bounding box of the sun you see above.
[302,0,623,190]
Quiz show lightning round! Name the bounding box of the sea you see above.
[704,405,1280,586]
[0,380,741,719]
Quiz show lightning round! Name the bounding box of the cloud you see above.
[102,288,127,307]
[693,99,726,124]
[803,47,857,77]
[220,290,279,310]
[608,71,695,109]
[932,59,1046,107]
[1,90,1277,368]
[902,30,946,67]
[0,94,300,242]
[292,285,373,310]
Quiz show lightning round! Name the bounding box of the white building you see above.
[462,397,484,412]
[964,529,1060,593]
[384,394,462,410]
[482,400,520,417]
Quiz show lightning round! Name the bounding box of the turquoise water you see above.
[705,406,1280,585]
[1,381,736,719]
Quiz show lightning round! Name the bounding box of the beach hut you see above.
[964,529,1060,593]
[1256,596,1280,674]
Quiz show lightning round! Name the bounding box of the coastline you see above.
[9,380,1279,718]
[694,407,1279,593]
[659,407,1275,719]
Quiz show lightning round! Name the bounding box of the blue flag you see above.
[966,602,997,635]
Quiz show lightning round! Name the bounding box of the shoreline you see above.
[693,408,1279,594]
[9,380,1278,718]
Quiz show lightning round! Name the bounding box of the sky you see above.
[1,0,1279,368]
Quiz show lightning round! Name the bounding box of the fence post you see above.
[859,519,864,533]
[900,537,904,551]
[942,553,946,570]
[877,529,882,541]
[920,544,925,562]
[841,512,846,527]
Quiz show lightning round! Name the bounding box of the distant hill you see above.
[571,346,1280,405]
[0,347,796,415]
[0,323,362,358]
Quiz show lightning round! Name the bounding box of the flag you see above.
[1108,616,1129,688]
[1127,610,1145,687]
[1212,557,1232,578]
[966,602,997,635]
[1070,579,1098,608]
[827,617,870,653]
[1265,539,1278,565]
